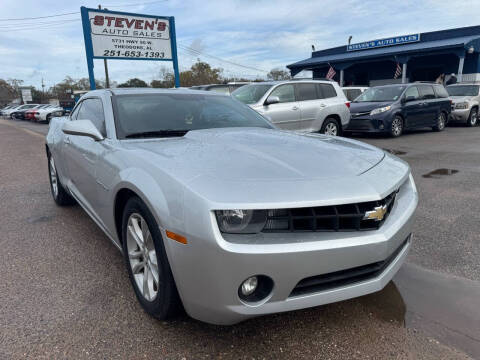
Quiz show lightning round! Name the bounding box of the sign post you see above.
[80,6,180,89]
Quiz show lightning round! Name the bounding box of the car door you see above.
[295,83,321,131]
[63,97,107,214]
[418,84,439,126]
[402,86,424,128]
[261,84,301,129]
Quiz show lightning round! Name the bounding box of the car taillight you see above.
[345,101,351,108]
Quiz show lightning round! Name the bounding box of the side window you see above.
[296,83,317,101]
[319,84,337,98]
[76,98,106,136]
[419,85,435,100]
[70,102,83,120]
[404,86,420,100]
[433,85,449,98]
[268,84,296,103]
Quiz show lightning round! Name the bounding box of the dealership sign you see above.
[347,34,420,52]
[21,89,32,102]
[80,7,180,89]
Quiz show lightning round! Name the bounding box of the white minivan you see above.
[232,80,351,135]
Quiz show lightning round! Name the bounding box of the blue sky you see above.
[0,0,478,89]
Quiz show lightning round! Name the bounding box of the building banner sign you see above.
[347,34,420,52]
[80,6,180,89]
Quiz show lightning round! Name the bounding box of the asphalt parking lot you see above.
[0,118,479,359]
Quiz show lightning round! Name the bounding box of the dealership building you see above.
[287,25,480,86]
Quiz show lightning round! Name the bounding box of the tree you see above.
[267,68,291,81]
[118,78,149,88]
[0,79,18,105]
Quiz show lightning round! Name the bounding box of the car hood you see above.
[449,96,473,102]
[350,101,393,113]
[123,128,384,184]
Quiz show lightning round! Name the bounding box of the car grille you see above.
[351,111,371,118]
[289,236,410,297]
[346,119,374,130]
[262,191,397,233]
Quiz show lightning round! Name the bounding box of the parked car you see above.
[342,86,369,101]
[446,84,480,126]
[345,83,451,137]
[232,80,350,136]
[0,105,16,115]
[190,82,248,95]
[31,104,65,123]
[46,88,418,325]
[2,104,27,117]
[10,104,42,120]
[24,105,52,121]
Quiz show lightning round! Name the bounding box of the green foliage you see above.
[118,78,149,88]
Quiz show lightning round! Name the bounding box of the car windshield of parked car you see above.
[114,93,274,139]
[232,84,272,104]
[447,85,480,96]
[353,86,406,102]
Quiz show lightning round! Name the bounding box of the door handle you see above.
[63,136,71,144]
[319,103,327,108]
[292,106,299,110]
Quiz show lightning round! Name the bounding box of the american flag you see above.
[326,66,336,80]
[394,62,402,79]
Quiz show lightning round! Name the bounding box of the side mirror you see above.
[264,95,280,105]
[62,119,104,141]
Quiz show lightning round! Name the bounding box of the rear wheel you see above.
[433,112,446,131]
[390,116,403,137]
[122,197,181,320]
[467,108,478,127]
[46,114,52,124]
[320,117,340,136]
[48,154,75,206]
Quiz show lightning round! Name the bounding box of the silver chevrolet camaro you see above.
[45,88,418,325]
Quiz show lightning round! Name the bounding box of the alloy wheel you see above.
[324,122,338,136]
[438,113,446,130]
[391,117,402,136]
[470,109,478,126]
[49,157,58,198]
[126,213,159,302]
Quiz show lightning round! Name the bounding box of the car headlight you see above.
[455,102,469,109]
[215,210,267,234]
[370,105,391,115]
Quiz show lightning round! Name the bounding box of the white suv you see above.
[232,80,351,135]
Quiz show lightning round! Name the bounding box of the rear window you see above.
[433,85,449,98]
[318,83,337,98]
[343,89,362,101]
[419,85,435,100]
[296,83,317,101]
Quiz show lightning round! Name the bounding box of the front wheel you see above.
[320,118,340,136]
[433,112,446,131]
[390,116,403,137]
[122,197,181,320]
[467,108,478,127]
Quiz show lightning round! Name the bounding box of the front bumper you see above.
[344,115,390,133]
[165,168,417,325]
[449,108,470,122]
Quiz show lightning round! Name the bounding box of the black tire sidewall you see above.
[390,116,403,137]
[121,196,179,319]
[321,118,340,136]
[47,154,75,206]
[468,108,477,127]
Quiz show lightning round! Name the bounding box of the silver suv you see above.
[232,80,351,135]
[446,84,480,126]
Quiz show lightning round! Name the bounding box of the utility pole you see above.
[41,78,45,103]
[99,4,110,88]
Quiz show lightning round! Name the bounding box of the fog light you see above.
[241,276,258,296]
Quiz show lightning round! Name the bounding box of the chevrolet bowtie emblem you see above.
[364,205,387,221]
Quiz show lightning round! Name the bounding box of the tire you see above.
[320,117,340,136]
[121,196,181,320]
[46,114,52,124]
[433,112,446,131]
[467,108,478,127]
[390,115,403,137]
[47,153,76,206]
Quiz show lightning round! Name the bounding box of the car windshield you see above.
[114,93,273,139]
[232,84,272,104]
[447,85,479,96]
[354,86,406,102]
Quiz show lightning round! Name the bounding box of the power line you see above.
[0,0,168,21]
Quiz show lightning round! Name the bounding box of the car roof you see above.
[84,88,231,97]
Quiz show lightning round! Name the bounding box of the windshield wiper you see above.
[125,129,189,139]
